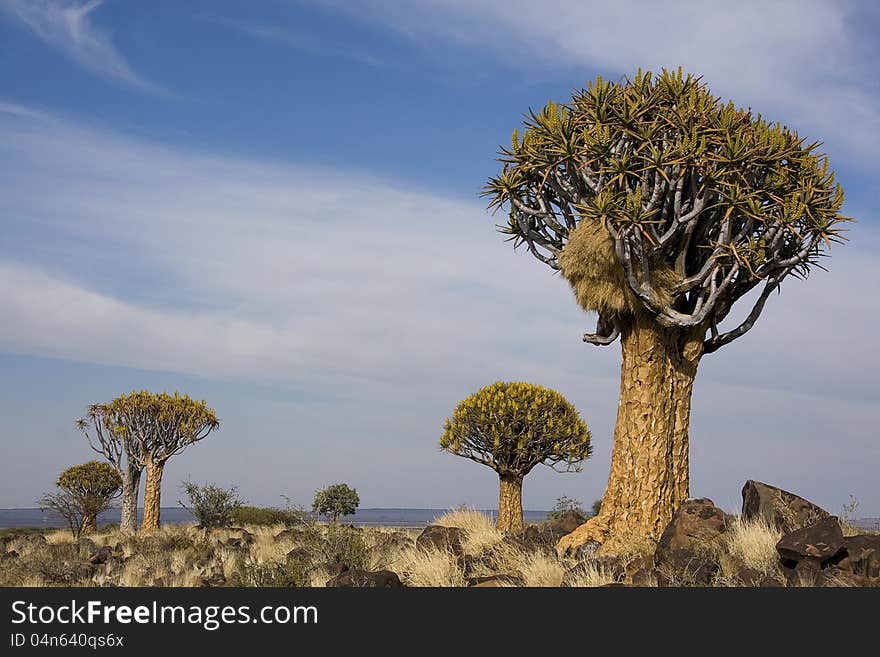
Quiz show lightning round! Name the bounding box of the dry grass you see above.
[395,547,466,587]
[519,552,565,587]
[564,561,623,587]
[723,515,782,576]
[432,507,502,556]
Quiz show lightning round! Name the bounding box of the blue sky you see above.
[1,0,878,516]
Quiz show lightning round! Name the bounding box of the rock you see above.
[416,525,466,555]
[836,534,880,579]
[274,528,309,542]
[285,547,312,562]
[782,557,822,586]
[506,524,569,554]
[776,516,845,565]
[741,480,829,533]
[88,546,114,565]
[815,566,863,588]
[200,573,227,587]
[656,499,728,562]
[655,548,719,586]
[549,511,586,534]
[759,575,784,587]
[735,566,765,586]
[315,562,349,578]
[76,563,97,579]
[77,538,98,558]
[562,555,626,586]
[629,568,657,587]
[326,569,402,588]
[0,550,19,561]
[468,574,521,587]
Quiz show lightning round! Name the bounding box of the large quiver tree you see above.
[484,69,850,553]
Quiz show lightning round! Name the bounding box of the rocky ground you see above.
[0,480,877,587]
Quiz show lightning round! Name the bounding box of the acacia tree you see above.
[312,483,360,523]
[440,381,591,534]
[39,461,121,538]
[77,405,145,533]
[80,391,219,532]
[484,69,849,552]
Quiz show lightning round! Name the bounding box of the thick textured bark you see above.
[80,514,97,535]
[497,474,524,535]
[120,465,142,533]
[558,312,704,555]
[141,460,165,532]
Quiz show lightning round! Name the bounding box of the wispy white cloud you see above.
[215,18,387,68]
[0,0,160,92]
[318,0,880,162]
[0,103,876,513]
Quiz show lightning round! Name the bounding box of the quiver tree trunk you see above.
[80,514,98,535]
[559,313,704,554]
[120,464,142,533]
[141,460,165,532]
[497,474,524,535]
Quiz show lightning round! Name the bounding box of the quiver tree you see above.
[77,405,145,533]
[440,381,591,534]
[39,461,121,538]
[80,391,220,532]
[484,69,850,552]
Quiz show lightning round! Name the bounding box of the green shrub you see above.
[239,558,310,587]
[546,496,586,521]
[229,505,304,527]
[312,483,359,522]
[320,524,369,570]
[178,481,243,529]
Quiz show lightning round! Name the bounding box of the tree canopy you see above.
[484,68,850,352]
[440,381,591,478]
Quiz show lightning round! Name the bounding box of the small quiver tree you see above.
[39,461,122,539]
[441,381,591,534]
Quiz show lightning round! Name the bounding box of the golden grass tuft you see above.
[724,515,782,576]
[564,560,623,587]
[396,547,466,587]
[431,507,503,556]
[519,552,565,587]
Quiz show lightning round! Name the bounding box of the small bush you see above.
[229,506,304,527]
[321,524,369,570]
[238,559,310,587]
[178,481,243,529]
[546,496,586,522]
[313,483,359,522]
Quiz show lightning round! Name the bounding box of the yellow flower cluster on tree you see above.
[441,381,591,534]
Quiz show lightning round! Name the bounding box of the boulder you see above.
[200,573,227,587]
[776,516,845,566]
[741,480,828,533]
[87,545,114,565]
[655,498,727,564]
[468,574,521,587]
[782,557,822,586]
[315,562,349,578]
[326,569,402,588]
[656,548,719,586]
[416,525,466,555]
[506,524,569,554]
[836,534,880,579]
[285,547,312,562]
[0,550,19,561]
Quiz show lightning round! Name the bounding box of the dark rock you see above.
[416,525,466,555]
[286,547,312,562]
[326,569,402,588]
[742,480,829,533]
[815,566,863,587]
[735,566,765,586]
[316,562,349,578]
[468,574,522,587]
[782,557,822,586]
[88,546,114,565]
[77,538,98,559]
[759,575,784,587]
[837,534,880,578]
[655,499,727,563]
[625,554,655,577]
[562,555,626,587]
[548,511,586,534]
[0,550,19,561]
[656,548,719,586]
[776,516,845,565]
[76,563,96,579]
[629,568,657,587]
[274,528,309,542]
[200,573,227,587]
[506,524,569,554]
